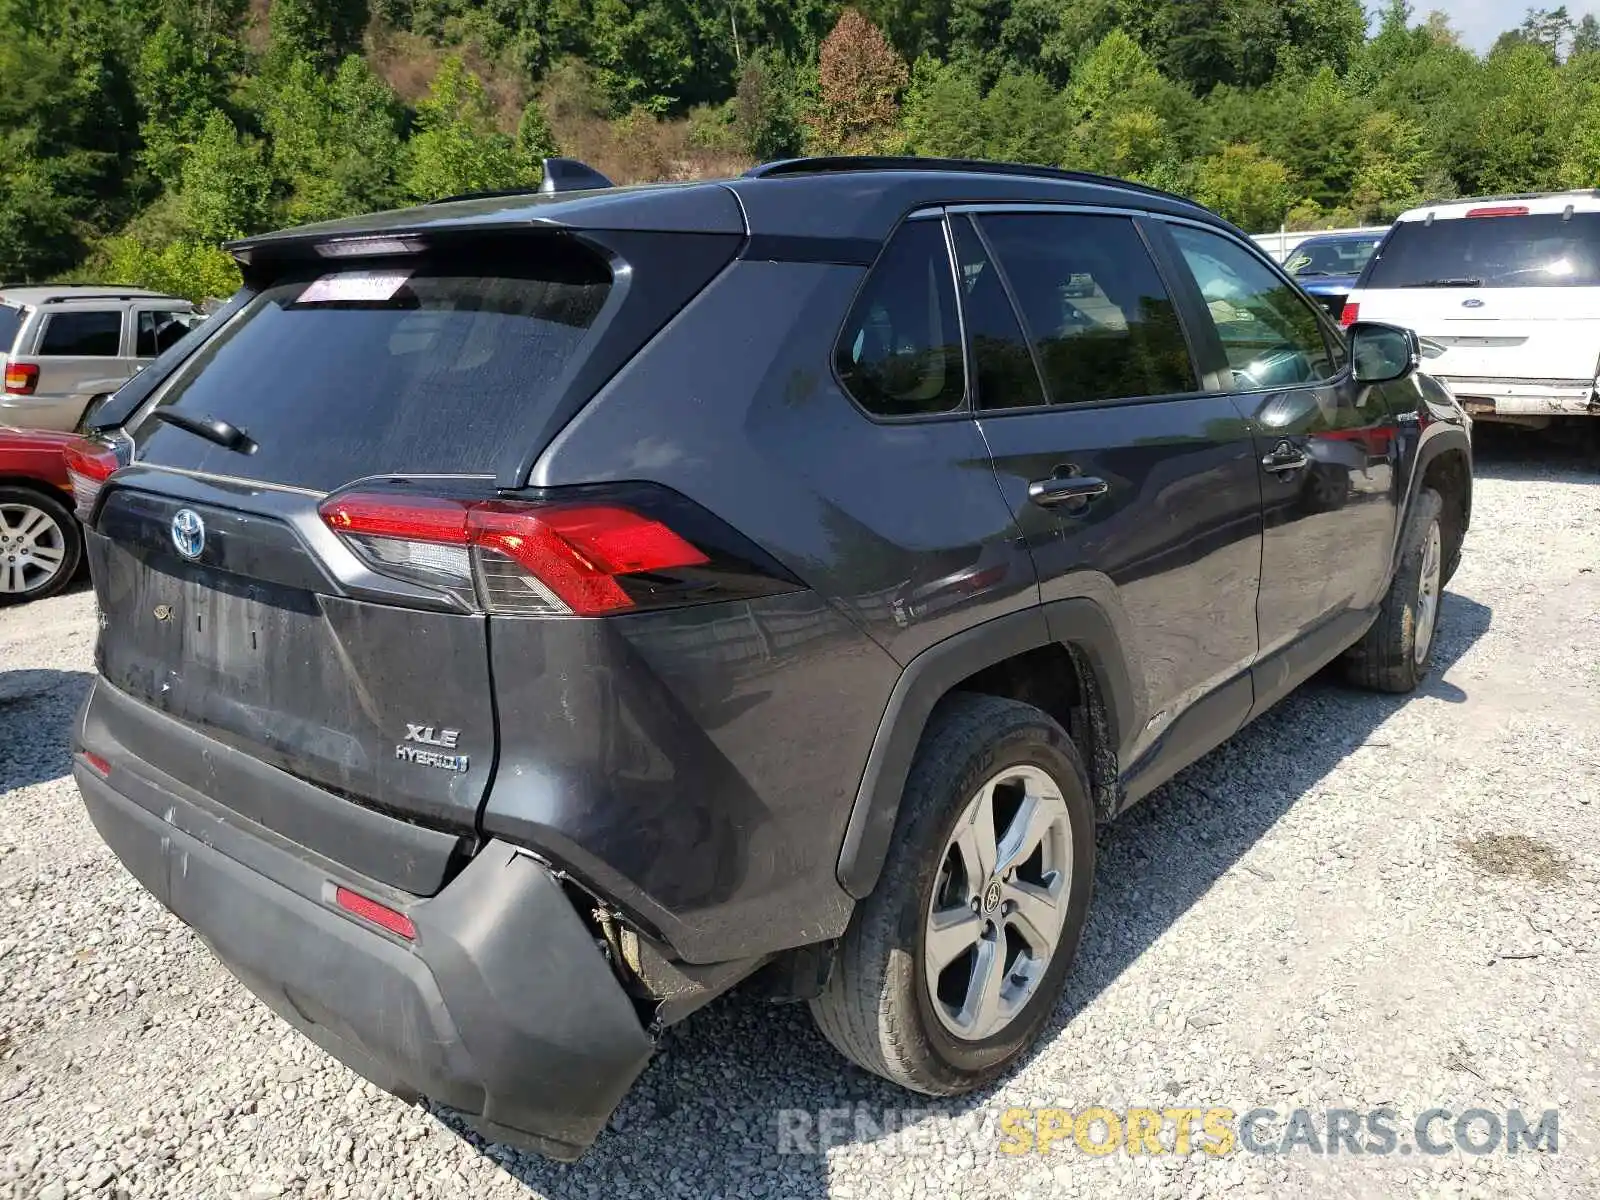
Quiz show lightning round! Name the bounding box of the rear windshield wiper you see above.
[1398,278,1483,288]
[148,409,258,455]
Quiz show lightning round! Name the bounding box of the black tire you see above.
[1344,486,1444,693]
[809,693,1096,1095]
[0,486,82,606]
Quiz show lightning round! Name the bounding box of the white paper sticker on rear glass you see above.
[297,270,412,304]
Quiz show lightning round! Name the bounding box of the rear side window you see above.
[39,310,122,357]
[836,220,965,417]
[0,304,24,354]
[977,213,1198,405]
[137,310,201,357]
[134,240,612,492]
[1365,213,1600,289]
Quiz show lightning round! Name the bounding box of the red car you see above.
[0,427,81,604]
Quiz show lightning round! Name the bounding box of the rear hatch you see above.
[84,228,737,852]
[1349,208,1600,386]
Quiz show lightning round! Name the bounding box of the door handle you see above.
[1261,441,1311,474]
[1028,474,1109,510]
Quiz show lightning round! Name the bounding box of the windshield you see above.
[1364,213,1600,289]
[1285,238,1380,278]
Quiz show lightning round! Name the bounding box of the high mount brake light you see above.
[1465,206,1530,218]
[62,437,123,520]
[319,492,709,616]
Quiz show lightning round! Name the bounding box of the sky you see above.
[1424,0,1600,51]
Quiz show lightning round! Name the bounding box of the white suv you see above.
[1342,192,1600,427]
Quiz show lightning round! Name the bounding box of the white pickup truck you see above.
[1342,192,1600,429]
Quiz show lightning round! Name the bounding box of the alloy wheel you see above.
[0,502,70,597]
[923,764,1072,1042]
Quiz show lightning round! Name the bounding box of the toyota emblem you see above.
[170,508,205,559]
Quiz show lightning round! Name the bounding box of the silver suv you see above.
[0,287,201,432]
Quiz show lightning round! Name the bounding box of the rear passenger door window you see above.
[836,220,965,417]
[950,216,1045,411]
[38,310,123,357]
[976,213,1199,405]
[1166,224,1336,391]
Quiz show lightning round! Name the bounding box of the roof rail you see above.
[427,157,615,205]
[41,292,181,304]
[743,156,1198,207]
[1421,189,1600,207]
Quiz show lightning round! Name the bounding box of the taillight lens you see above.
[62,437,122,519]
[1340,302,1359,328]
[320,492,710,616]
[4,362,38,394]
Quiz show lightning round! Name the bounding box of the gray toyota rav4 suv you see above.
[68,157,1472,1160]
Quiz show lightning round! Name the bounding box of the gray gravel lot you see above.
[1,434,1598,1200]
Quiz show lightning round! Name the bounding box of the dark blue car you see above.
[1285,231,1384,320]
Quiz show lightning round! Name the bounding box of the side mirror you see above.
[1349,321,1419,385]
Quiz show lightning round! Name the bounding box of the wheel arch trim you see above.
[836,600,1137,899]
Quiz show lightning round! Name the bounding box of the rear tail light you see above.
[333,886,416,939]
[320,491,714,616]
[4,362,38,394]
[1340,302,1359,328]
[62,437,124,519]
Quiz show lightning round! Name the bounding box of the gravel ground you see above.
[2,433,1598,1200]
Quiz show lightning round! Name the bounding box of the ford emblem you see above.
[171,508,205,559]
[1461,298,1484,308]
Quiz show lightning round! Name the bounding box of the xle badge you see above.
[395,723,469,773]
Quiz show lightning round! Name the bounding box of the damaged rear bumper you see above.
[74,751,653,1161]
[1440,376,1600,421]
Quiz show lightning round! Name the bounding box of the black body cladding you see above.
[74,158,1472,1160]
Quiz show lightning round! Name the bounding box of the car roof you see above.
[229,158,1235,260]
[0,286,183,307]
[1395,191,1600,222]
[1296,232,1383,245]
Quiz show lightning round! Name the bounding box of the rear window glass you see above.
[40,310,122,356]
[1365,213,1600,289]
[133,241,612,491]
[1285,237,1380,279]
[0,304,24,353]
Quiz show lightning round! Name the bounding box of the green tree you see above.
[982,71,1071,165]
[900,56,988,157]
[260,55,405,223]
[179,109,273,242]
[1194,141,1292,230]
[1351,110,1428,219]
[271,0,370,70]
[1574,14,1600,57]
[403,56,528,200]
[516,98,559,174]
[734,50,808,159]
[135,21,235,190]
[101,234,242,301]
